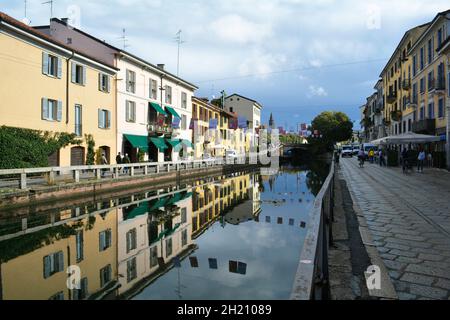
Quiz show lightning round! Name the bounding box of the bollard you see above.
[167,164,170,173]
[20,173,27,189]
[73,170,80,183]
[144,166,148,175]
[131,166,135,177]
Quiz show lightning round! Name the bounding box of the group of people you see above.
[401,148,429,174]
[357,148,386,168]
[116,152,131,174]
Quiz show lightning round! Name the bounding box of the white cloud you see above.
[308,85,328,98]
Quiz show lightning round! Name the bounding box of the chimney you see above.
[61,18,69,25]
[157,64,165,70]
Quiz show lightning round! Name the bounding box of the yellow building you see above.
[0,13,117,167]
[380,23,430,136]
[0,209,118,300]
[409,10,449,160]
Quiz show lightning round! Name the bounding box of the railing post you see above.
[20,173,27,190]
[167,164,170,173]
[48,171,55,184]
[156,165,160,174]
[96,168,101,180]
[73,170,80,183]
[130,166,135,177]
[144,165,148,175]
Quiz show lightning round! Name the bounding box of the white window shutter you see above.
[57,58,62,78]
[41,98,48,120]
[42,52,49,75]
[71,62,76,83]
[57,100,63,122]
[82,66,87,85]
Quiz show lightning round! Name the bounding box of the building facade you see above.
[0,13,117,167]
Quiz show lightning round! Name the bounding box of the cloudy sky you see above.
[2,0,449,130]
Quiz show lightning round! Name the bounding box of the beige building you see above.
[0,13,117,167]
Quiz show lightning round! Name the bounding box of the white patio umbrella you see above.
[372,133,440,145]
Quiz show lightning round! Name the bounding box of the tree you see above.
[309,111,353,152]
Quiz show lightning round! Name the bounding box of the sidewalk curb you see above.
[340,166,398,300]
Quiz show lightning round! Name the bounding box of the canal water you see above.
[0,162,328,300]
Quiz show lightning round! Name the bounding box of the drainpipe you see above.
[66,51,75,124]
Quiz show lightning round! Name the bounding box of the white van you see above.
[361,143,378,157]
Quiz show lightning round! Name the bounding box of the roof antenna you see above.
[42,0,54,20]
[118,28,130,50]
[174,30,186,77]
[22,0,31,25]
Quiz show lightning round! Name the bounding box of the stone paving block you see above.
[405,264,450,280]
[400,272,435,286]
[434,278,450,290]
[397,292,418,300]
[389,249,418,258]
[384,242,411,251]
[394,234,427,242]
[418,253,445,262]
[380,253,397,260]
[408,284,448,300]
[383,260,407,271]
[395,256,423,264]
[384,237,433,249]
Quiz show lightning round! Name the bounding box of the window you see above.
[165,238,173,258]
[150,79,158,99]
[412,83,418,103]
[181,92,187,109]
[76,231,84,262]
[98,109,111,129]
[427,38,433,64]
[420,78,425,94]
[75,105,82,136]
[437,28,443,48]
[408,119,412,132]
[126,228,137,253]
[99,229,112,252]
[165,85,172,104]
[126,100,136,123]
[412,55,417,77]
[181,208,187,224]
[182,229,188,247]
[420,47,424,70]
[71,62,86,85]
[73,278,88,300]
[127,258,137,283]
[100,265,112,287]
[42,52,62,78]
[99,73,110,92]
[181,114,187,130]
[438,98,444,118]
[428,102,435,119]
[420,105,425,120]
[150,246,158,268]
[428,71,434,91]
[126,69,136,93]
[43,251,64,279]
[41,98,62,122]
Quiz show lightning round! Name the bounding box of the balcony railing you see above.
[402,79,411,90]
[429,78,446,93]
[412,119,436,135]
[147,122,173,134]
[386,91,397,104]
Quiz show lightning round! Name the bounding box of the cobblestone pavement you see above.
[340,158,450,300]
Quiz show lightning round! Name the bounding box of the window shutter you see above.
[107,76,111,93]
[57,251,64,272]
[42,52,49,75]
[41,98,48,120]
[107,110,111,129]
[99,232,105,251]
[82,66,87,85]
[43,255,51,278]
[57,57,62,78]
[106,230,111,248]
[98,73,102,91]
[71,62,76,83]
[57,100,63,122]
[98,109,103,128]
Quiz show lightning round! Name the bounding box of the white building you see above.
[224,94,263,150]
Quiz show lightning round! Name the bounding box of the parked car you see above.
[341,145,353,157]
[352,145,360,155]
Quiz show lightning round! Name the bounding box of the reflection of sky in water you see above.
[134,169,315,300]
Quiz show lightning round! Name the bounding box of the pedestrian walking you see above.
[358,149,365,168]
[101,153,109,177]
[123,153,131,174]
[417,150,426,173]
[116,152,122,165]
[427,152,433,168]
[369,149,375,164]
[379,149,386,167]
[401,148,409,174]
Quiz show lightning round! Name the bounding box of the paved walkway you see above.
[340,158,450,300]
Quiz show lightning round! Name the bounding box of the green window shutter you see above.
[42,52,49,75]
[57,100,63,122]
[82,66,87,85]
[41,98,48,120]
[71,62,76,83]
[57,57,62,78]
[43,255,51,278]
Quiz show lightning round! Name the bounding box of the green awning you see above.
[125,202,149,220]
[149,197,168,211]
[166,139,182,148]
[165,106,181,119]
[182,140,194,149]
[124,134,149,151]
[150,102,168,116]
[150,137,168,151]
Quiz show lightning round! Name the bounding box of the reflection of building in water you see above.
[191,172,261,233]
[116,190,194,298]
[0,208,118,300]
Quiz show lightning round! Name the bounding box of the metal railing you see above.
[0,158,245,191]
[291,158,335,300]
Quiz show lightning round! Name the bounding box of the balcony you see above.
[390,110,402,122]
[402,79,411,90]
[412,119,436,135]
[386,91,397,104]
[429,78,446,95]
[147,122,173,135]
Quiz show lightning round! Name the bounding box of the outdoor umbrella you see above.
[385,133,440,144]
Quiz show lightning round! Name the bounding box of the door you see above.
[48,150,60,167]
[71,147,85,166]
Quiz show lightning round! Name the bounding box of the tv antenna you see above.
[118,28,130,50]
[22,0,31,25]
[42,0,54,19]
[174,30,186,77]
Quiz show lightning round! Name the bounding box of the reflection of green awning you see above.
[165,106,181,119]
[149,197,168,211]
[150,137,168,151]
[166,139,182,148]
[124,134,149,151]
[182,140,194,149]
[158,223,181,239]
[125,202,149,220]
[166,192,183,206]
[150,102,168,116]
[182,192,193,200]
